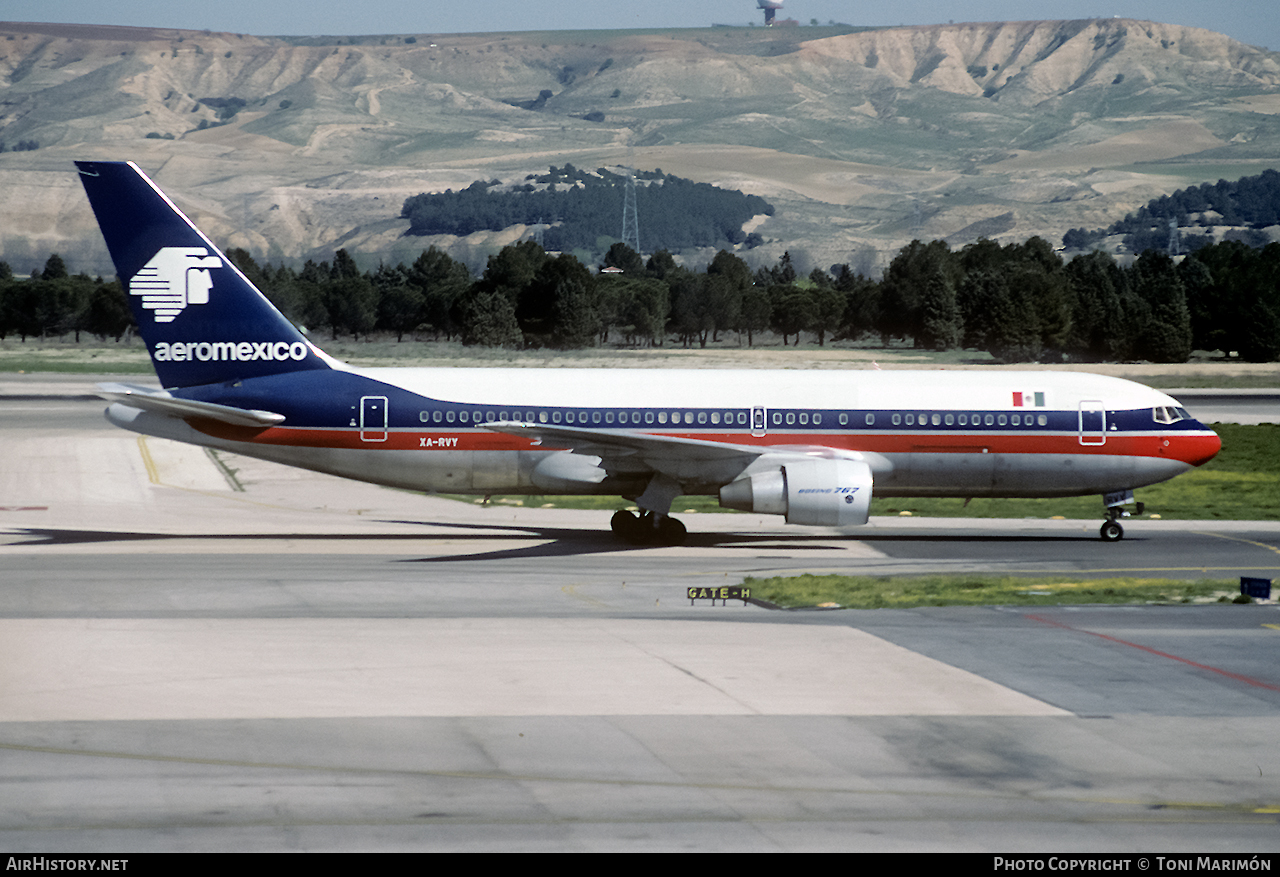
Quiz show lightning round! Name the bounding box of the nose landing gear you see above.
[1099,490,1145,542]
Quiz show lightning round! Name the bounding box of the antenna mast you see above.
[621,166,641,254]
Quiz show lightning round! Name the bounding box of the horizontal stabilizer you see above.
[96,382,285,428]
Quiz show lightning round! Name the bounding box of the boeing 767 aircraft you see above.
[77,161,1221,544]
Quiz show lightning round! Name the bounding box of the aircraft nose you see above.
[1169,425,1221,467]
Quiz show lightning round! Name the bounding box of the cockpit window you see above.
[1153,406,1189,424]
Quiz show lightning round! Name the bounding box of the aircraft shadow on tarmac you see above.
[3,520,1113,564]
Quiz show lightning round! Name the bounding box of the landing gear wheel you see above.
[657,516,687,546]
[611,510,686,545]
[1100,520,1124,542]
[611,510,637,537]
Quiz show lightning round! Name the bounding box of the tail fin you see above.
[76,160,331,389]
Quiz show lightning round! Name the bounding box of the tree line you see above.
[5,236,1280,363]
[0,256,132,342]
[221,236,1280,363]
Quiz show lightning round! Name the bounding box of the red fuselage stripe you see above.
[190,422,1221,466]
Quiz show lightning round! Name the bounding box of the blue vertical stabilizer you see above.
[76,160,331,388]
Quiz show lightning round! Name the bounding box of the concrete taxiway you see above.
[0,385,1278,851]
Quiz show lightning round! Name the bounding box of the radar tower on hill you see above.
[758,0,784,25]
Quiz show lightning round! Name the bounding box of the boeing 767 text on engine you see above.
[77,161,1221,544]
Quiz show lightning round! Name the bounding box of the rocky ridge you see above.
[0,18,1277,275]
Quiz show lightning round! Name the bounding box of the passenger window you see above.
[645,411,654,424]
[593,411,601,424]
[447,411,456,423]
[863,413,873,426]
[772,412,782,425]
[738,412,748,425]
[997,414,1008,426]
[433,411,442,423]
[460,411,470,424]
[984,414,994,426]
[1038,414,1048,426]
[539,411,547,423]
[698,412,707,425]
[944,414,954,426]
[931,413,941,426]
[799,413,808,425]
[1011,414,1020,426]
[786,412,795,425]
[605,411,614,424]
[892,413,902,426]
[565,411,574,423]
[658,412,667,424]
[552,411,561,423]
[685,412,694,424]
[958,414,967,425]
[905,414,915,426]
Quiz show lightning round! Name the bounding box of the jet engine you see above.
[718,457,873,526]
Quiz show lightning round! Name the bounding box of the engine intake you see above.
[719,458,873,526]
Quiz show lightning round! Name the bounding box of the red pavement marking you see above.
[1025,612,1280,693]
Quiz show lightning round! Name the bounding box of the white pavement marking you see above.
[0,618,1068,721]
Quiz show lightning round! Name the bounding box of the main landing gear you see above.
[611,509,688,546]
[612,473,688,546]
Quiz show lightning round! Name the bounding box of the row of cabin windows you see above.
[419,409,753,426]
[887,412,1049,427]
[417,409,1050,428]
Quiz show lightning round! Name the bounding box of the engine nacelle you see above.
[718,458,873,526]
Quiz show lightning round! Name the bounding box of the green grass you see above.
[0,340,152,374]
[873,423,1280,521]
[447,423,1280,521]
[744,573,1242,609]
[445,494,734,514]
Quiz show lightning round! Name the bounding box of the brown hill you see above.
[0,18,1278,276]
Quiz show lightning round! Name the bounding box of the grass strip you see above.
[743,573,1242,609]
[444,424,1280,521]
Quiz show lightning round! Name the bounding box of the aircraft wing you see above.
[483,420,879,485]
[486,420,758,460]
[96,382,286,428]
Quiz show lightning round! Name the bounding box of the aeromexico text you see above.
[152,341,310,362]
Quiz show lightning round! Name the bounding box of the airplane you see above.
[76,160,1221,545]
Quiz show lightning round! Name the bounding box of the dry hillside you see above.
[1,18,1278,275]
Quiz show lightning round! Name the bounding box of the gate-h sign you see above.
[687,585,751,606]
